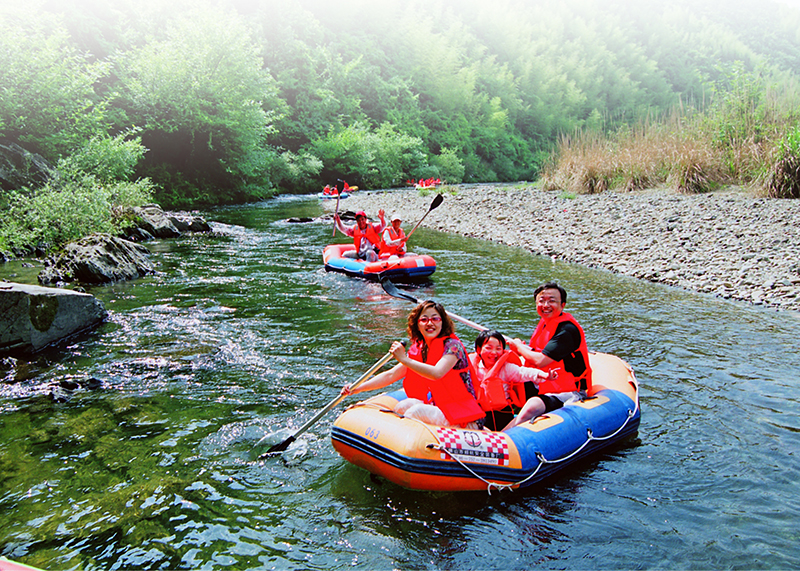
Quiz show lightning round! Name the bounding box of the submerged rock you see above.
[0,282,107,356]
[38,234,153,285]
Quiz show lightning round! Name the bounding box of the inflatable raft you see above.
[319,192,349,200]
[323,244,436,282]
[331,351,639,492]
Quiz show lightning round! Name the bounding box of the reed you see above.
[542,74,800,197]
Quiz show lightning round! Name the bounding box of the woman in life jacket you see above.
[469,330,551,431]
[340,300,485,429]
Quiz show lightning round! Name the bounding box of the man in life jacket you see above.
[380,215,408,256]
[334,209,386,261]
[504,281,593,430]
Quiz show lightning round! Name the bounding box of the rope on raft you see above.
[424,379,642,494]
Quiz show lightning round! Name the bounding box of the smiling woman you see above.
[339,300,485,429]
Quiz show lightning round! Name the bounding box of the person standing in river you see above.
[505,282,592,430]
[334,209,386,262]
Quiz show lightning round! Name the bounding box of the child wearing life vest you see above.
[340,300,485,429]
[469,330,550,431]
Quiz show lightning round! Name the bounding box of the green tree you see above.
[0,5,110,160]
[113,5,284,206]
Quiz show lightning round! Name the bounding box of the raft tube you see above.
[323,244,436,282]
[331,351,639,492]
[319,192,349,200]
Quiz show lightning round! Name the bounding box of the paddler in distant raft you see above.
[334,209,386,262]
[379,215,408,256]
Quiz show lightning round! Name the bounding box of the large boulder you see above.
[38,234,154,285]
[0,282,107,356]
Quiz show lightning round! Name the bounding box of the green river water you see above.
[1,194,799,570]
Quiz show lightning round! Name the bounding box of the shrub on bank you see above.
[766,127,800,199]
[0,132,154,255]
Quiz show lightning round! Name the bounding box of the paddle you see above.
[332,180,344,237]
[405,194,444,240]
[259,348,398,457]
[380,277,487,333]
[332,192,341,237]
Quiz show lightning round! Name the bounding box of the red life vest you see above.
[403,335,485,426]
[527,311,592,393]
[352,223,381,255]
[380,227,406,256]
[469,350,527,411]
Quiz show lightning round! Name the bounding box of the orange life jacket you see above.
[526,311,592,393]
[352,223,381,256]
[380,227,406,256]
[469,350,527,411]
[403,335,486,426]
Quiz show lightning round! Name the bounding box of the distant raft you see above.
[323,244,436,282]
[331,351,640,492]
[319,192,349,200]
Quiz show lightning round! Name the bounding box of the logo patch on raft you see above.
[435,428,510,466]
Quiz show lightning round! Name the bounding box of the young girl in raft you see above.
[469,330,552,431]
[340,300,485,429]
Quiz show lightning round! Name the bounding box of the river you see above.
[1,195,799,570]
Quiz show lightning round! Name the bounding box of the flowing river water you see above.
[1,195,799,570]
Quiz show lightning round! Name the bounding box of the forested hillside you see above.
[2,0,800,216]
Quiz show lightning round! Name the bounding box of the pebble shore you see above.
[325,184,800,313]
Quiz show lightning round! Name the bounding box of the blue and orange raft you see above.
[331,351,640,492]
[323,244,436,282]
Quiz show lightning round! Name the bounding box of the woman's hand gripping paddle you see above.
[259,348,398,457]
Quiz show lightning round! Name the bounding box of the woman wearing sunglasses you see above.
[341,300,485,429]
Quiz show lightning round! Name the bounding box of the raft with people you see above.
[330,351,639,492]
[323,244,437,282]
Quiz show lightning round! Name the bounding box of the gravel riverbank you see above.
[324,184,800,313]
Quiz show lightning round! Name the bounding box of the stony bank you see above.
[324,185,800,313]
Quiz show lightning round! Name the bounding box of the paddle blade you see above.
[380,278,420,304]
[260,435,296,458]
[430,193,444,211]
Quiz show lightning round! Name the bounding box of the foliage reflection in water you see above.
[1,195,799,570]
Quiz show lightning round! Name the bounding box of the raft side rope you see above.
[427,375,641,494]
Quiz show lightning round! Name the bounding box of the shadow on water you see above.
[1,195,800,570]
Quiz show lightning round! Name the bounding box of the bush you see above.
[0,132,154,253]
[766,127,800,198]
[57,130,146,184]
[311,122,429,189]
[269,150,323,193]
[430,147,465,184]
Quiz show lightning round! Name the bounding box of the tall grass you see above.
[542,67,800,197]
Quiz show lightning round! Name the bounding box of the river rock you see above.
[38,234,153,285]
[0,282,107,356]
[131,204,182,238]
